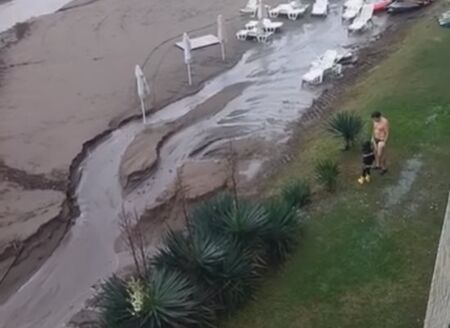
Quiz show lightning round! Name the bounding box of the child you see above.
[358,141,375,184]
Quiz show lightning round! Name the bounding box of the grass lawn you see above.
[224,13,450,328]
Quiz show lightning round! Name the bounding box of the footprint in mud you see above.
[378,157,423,219]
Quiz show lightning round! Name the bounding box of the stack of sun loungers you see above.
[311,0,329,16]
[301,50,343,85]
[240,0,258,15]
[236,23,274,42]
[245,18,284,32]
[348,4,374,31]
[342,0,364,20]
[237,0,283,42]
[269,1,310,20]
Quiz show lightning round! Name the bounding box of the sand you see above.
[0,0,254,299]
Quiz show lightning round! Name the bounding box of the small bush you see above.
[262,199,301,264]
[154,229,261,312]
[327,111,363,150]
[190,195,269,252]
[98,270,215,328]
[98,193,303,327]
[315,159,340,192]
[281,179,311,209]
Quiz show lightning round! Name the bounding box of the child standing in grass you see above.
[358,141,375,184]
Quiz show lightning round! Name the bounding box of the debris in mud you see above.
[14,22,29,40]
[0,160,66,191]
[438,10,450,28]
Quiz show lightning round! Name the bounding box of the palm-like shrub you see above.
[98,276,138,328]
[154,230,260,312]
[315,159,340,192]
[281,179,311,209]
[327,111,363,150]
[153,230,225,284]
[262,199,301,264]
[98,193,304,327]
[98,270,214,328]
[191,194,269,251]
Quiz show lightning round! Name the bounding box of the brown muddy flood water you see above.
[0,4,387,328]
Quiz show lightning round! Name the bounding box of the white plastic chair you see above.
[342,0,363,20]
[302,50,341,85]
[269,1,309,20]
[311,0,329,16]
[245,18,284,32]
[240,0,258,15]
[348,4,374,31]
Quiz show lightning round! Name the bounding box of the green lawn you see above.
[224,15,450,328]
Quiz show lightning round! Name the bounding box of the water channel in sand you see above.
[0,5,387,327]
[0,0,74,33]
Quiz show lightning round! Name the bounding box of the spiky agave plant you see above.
[281,179,311,209]
[98,270,215,328]
[191,196,270,253]
[211,242,262,312]
[153,229,261,313]
[315,159,340,192]
[262,199,301,264]
[98,275,139,328]
[153,229,226,284]
[327,111,363,150]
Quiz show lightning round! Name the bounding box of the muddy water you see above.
[0,6,387,328]
[0,0,73,33]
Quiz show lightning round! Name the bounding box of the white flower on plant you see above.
[127,277,147,315]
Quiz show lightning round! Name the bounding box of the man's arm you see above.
[384,120,390,143]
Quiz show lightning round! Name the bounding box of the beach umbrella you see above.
[257,0,264,20]
[134,65,150,124]
[217,14,226,61]
[256,1,264,39]
[183,32,193,85]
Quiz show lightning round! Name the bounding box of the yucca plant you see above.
[191,196,270,252]
[315,159,340,192]
[327,111,363,150]
[154,229,261,313]
[153,230,225,284]
[281,179,311,209]
[98,270,215,328]
[262,199,301,264]
[211,243,262,312]
[98,275,139,328]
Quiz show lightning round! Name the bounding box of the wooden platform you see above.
[175,34,220,51]
[424,191,450,328]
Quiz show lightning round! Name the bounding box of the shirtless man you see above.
[371,111,389,174]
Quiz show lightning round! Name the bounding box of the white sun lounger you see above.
[348,4,373,31]
[241,0,258,15]
[342,0,363,20]
[269,1,309,20]
[245,18,284,32]
[311,0,329,16]
[236,27,274,42]
[301,50,342,85]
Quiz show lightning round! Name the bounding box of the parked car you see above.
[387,0,432,14]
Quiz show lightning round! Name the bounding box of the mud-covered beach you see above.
[0,0,413,326]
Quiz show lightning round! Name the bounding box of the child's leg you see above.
[362,167,370,177]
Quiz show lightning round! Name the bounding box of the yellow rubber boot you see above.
[365,175,371,183]
[358,176,365,185]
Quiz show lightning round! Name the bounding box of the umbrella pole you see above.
[140,97,147,124]
[220,42,226,61]
[187,63,192,85]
